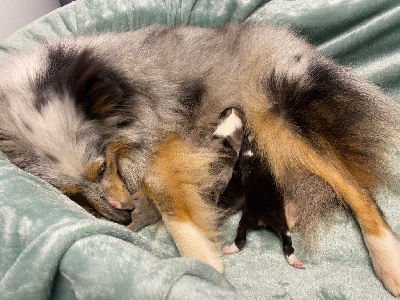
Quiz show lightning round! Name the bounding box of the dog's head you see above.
[61,141,134,224]
[0,43,142,224]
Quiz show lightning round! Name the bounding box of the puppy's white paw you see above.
[286,253,305,269]
[365,229,400,296]
[223,243,240,254]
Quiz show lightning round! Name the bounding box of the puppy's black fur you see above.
[220,136,303,268]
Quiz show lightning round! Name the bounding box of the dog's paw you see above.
[365,229,400,296]
[223,243,240,254]
[286,254,305,269]
[126,221,142,232]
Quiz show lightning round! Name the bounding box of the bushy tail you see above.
[265,57,400,192]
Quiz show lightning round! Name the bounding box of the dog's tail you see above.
[248,56,400,191]
[242,52,400,295]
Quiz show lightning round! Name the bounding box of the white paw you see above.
[364,229,400,296]
[286,253,305,269]
[223,243,240,254]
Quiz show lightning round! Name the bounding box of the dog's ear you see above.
[68,49,133,119]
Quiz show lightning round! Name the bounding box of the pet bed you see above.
[1,0,400,299]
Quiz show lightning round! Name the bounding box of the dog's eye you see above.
[98,162,106,177]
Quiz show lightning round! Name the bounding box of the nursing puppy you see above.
[221,136,304,269]
[1,24,400,294]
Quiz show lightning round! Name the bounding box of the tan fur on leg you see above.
[144,135,224,273]
[164,218,224,273]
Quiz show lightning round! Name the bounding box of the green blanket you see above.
[1,1,400,299]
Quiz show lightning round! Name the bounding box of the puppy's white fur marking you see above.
[243,150,254,157]
[213,109,242,137]
[364,229,400,295]
[222,243,240,255]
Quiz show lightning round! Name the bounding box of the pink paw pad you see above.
[223,243,240,254]
[286,254,305,269]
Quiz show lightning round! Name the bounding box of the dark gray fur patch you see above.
[267,61,364,152]
[176,80,205,122]
[35,46,136,123]
[66,49,136,120]
[34,46,78,111]
[264,56,399,192]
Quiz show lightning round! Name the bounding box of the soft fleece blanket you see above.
[1,1,400,299]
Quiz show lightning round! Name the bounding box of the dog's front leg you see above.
[143,134,224,273]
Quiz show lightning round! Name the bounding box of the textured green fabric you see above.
[0,0,399,299]
[0,154,240,300]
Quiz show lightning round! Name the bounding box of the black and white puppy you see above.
[220,136,304,269]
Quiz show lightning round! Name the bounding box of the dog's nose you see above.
[97,196,132,225]
[109,200,122,209]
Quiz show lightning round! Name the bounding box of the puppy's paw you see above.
[365,230,400,296]
[286,253,305,269]
[223,243,240,254]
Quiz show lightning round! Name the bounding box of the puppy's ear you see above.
[68,49,133,119]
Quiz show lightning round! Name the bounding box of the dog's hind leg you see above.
[245,107,400,294]
[144,134,224,273]
[240,47,400,293]
[272,218,305,269]
[282,231,305,269]
[305,156,400,294]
